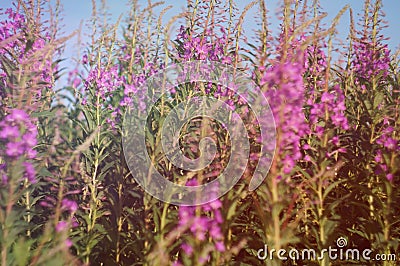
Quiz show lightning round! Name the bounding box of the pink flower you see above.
[0,126,19,139]
[65,238,73,248]
[383,138,397,151]
[209,199,222,210]
[209,224,222,239]
[23,162,36,183]
[56,221,68,232]
[198,255,210,264]
[61,199,78,213]
[72,78,81,88]
[5,141,24,158]
[215,241,225,252]
[181,243,193,256]
[82,54,88,64]
[375,151,383,163]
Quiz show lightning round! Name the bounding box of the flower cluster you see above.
[308,85,349,133]
[175,180,225,265]
[373,118,399,181]
[56,198,79,234]
[304,45,327,76]
[81,50,159,128]
[176,26,232,64]
[352,40,390,83]
[22,36,54,88]
[84,65,124,102]
[61,198,79,213]
[0,7,26,101]
[0,7,55,109]
[81,64,124,128]
[119,70,149,111]
[0,8,26,51]
[0,109,38,184]
[260,48,309,174]
[308,45,348,125]
[174,25,236,114]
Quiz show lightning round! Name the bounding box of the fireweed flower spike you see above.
[260,49,309,174]
[176,179,226,262]
[0,109,38,179]
[0,7,56,111]
[352,40,390,82]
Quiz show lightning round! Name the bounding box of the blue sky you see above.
[1,0,399,88]
[56,0,399,49]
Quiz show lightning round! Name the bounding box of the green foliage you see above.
[0,0,399,265]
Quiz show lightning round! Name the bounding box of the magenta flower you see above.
[198,255,210,264]
[0,164,7,185]
[181,243,193,256]
[23,133,37,147]
[0,109,38,166]
[215,241,225,252]
[374,150,383,163]
[82,54,88,64]
[6,109,29,122]
[72,78,81,88]
[352,40,390,81]
[56,221,68,232]
[61,199,78,213]
[209,224,222,239]
[383,138,397,151]
[1,174,7,185]
[65,238,73,248]
[5,141,24,158]
[176,180,225,261]
[261,57,309,174]
[0,125,19,139]
[23,162,36,183]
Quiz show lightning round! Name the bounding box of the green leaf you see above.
[31,110,56,118]
[323,179,346,199]
[373,91,385,109]
[13,238,32,266]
